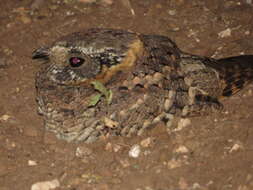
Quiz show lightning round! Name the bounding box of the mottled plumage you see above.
[32,28,253,143]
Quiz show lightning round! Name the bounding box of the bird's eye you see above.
[69,57,85,67]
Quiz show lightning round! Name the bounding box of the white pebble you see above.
[129,144,141,158]
[28,160,37,166]
[229,143,244,153]
[218,28,232,38]
[174,118,191,132]
[31,179,60,190]
[174,145,189,153]
[0,114,11,121]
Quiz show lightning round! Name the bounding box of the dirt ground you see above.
[1,0,253,189]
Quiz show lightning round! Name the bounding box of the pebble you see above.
[168,9,177,16]
[167,158,183,169]
[229,142,244,153]
[129,144,141,158]
[140,137,155,148]
[218,28,232,38]
[105,142,122,152]
[28,160,38,166]
[31,179,60,190]
[174,118,191,132]
[174,145,189,154]
[119,159,130,168]
[5,139,16,150]
[0,114,11,121]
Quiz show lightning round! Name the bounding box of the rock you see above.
[174,145,189,154]
[140,137,155,148]
[167,158,183,169]
[28,160,38,166]
[168,9,177,16]
[0,114,11,121]
[229,142,244,153]
[119,159,130,168]
[218,28,232,38]
[129,144,141,158]
[173,118,191,132]
[31,179,60,190]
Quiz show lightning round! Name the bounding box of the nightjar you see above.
[32,28,253,143]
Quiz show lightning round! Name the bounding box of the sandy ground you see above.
[0,0,253,189]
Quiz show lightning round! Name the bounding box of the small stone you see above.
[129,144,141,158]
[103,117,119,128]
[167,158,182,169]
[174,118,191,131]
[174,145,189,154]
[168,9,177,16]
[113,144,122,152]
[105,142,113,152]
[5,139,16,150]
[119,159,130,168]
[31,179,60,190]
[245,30,250,35]
[192,183,201,189]
[218,28,232,38]
[0,114,11,121]
[229,142,244,153]
[28,160,38,166]
[140,137,155,147]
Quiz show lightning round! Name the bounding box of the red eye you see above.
[69,57,85,67]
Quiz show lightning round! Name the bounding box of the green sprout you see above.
[88,81,113,107]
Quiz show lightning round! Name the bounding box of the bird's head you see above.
[32,28,144,86]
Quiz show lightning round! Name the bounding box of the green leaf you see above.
[88,94,102,107]
[107,89,113,105]
[91,81,108,96]
[90,81,113,105]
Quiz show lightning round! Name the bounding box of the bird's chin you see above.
[47,69,86,86]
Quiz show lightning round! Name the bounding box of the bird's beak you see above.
[32,47,50,59]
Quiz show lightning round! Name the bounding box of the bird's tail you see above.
[213,55,253,96]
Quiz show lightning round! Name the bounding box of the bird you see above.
[32,28,253,143]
